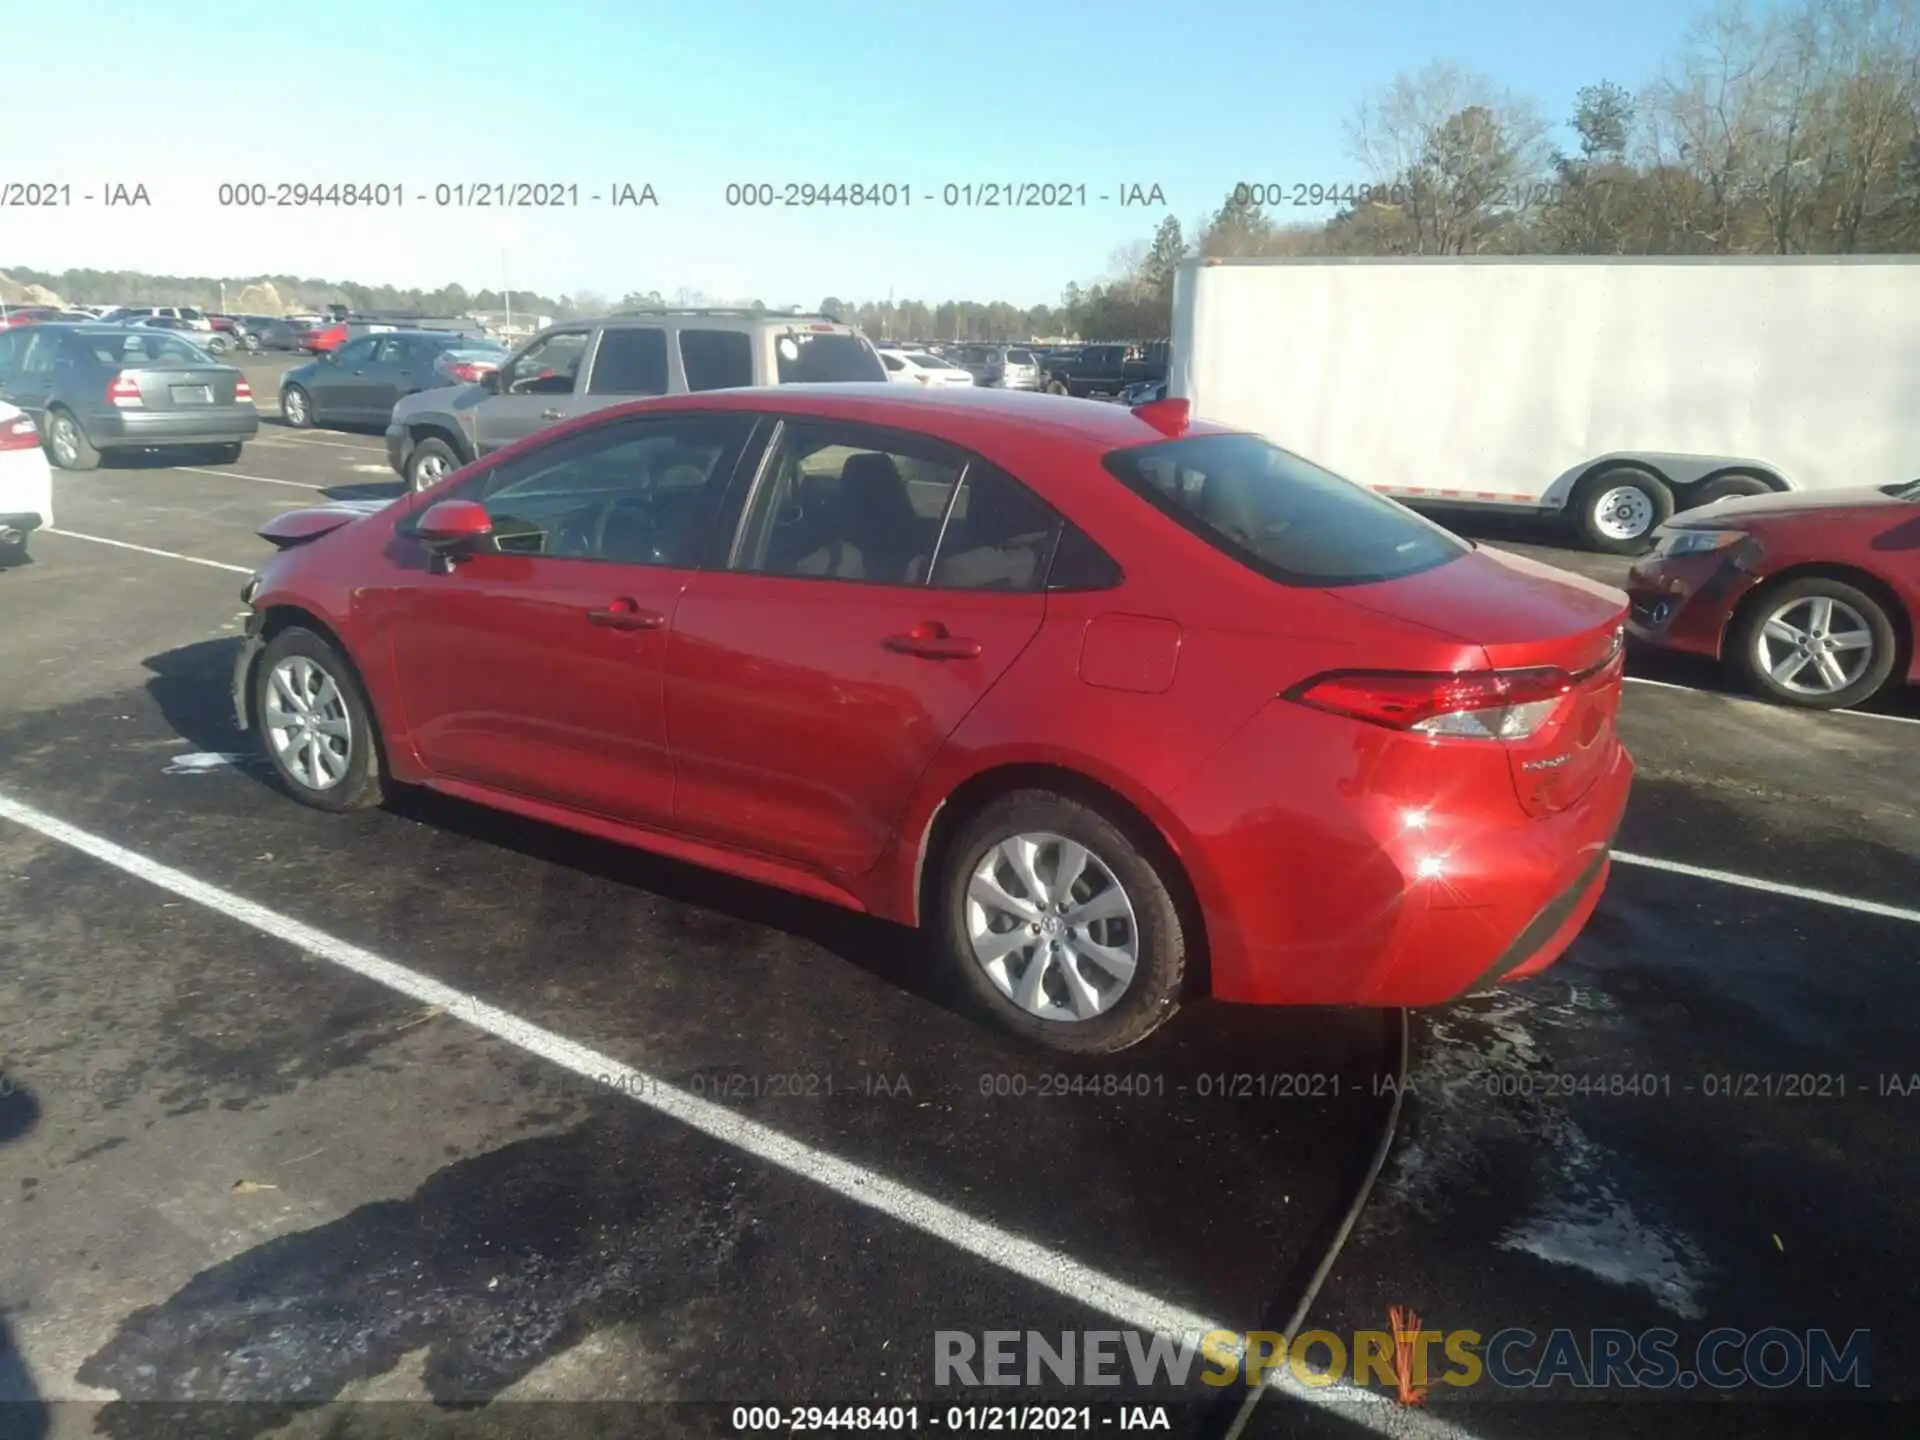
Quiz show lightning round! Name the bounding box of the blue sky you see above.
[9,0,1703,307]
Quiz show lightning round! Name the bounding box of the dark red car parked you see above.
[1627,481,1920,709]
[232,386,1633,1052]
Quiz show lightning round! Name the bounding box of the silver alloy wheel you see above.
[1591,485,1656,542]
[49,415,80,467]
[283,388,308,426]
[263,655,354,790]
[412,451,450,489]
[965,831,1140,1022]
[1755,594,1876,696]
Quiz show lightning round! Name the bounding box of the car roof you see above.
[591,383,1237,455]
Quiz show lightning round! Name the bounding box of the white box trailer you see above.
[1168,256,1920,552]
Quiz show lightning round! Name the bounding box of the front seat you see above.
[831,452,926,583]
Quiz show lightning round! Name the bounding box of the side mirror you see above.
[415,500,493,570]
[480,369,501,393]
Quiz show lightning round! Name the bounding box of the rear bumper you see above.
[90,407,260,448]
[386,424,410,476]
[1181,704,1635,1008]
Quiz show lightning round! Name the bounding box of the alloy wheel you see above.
[965,832,1140,1022]
[1754,595,1875,697]
[283,389,308,426]
[49,417,79,467]
[412,452,449,488]
[263,655,354,790]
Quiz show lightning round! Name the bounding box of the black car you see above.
[235,315,303,352]
[0,324,258,470]
[279,331,510,429]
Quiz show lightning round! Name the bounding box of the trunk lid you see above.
[125,361,244,409]
[1337,545,1629,817]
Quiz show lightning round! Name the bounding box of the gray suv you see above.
[948,344,1042,391]
[386,309,887,490]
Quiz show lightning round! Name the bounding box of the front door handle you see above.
[541,407,565,420]
[588,599,666,631]
[883,622,981,660]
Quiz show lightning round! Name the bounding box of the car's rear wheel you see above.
[254,627,385,811]
[282,385,314,428]
[407,437,462,491]
[45,407,100,471]
[1572,467,1672,554]
[1045,379,1069,396]
[940,790,1188,1054]
[1730,577,1898,710]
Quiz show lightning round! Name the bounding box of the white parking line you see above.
[1624,675,1920,727]
[0,790,1470,1439]
[1613,851,1920,925]
[174,466,325,491]
[252,435,386,453]
[42,528,252,574]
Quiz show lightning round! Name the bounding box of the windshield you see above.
[1104,432,1469,587]
[82,330,215,365]
[776,331,886,383]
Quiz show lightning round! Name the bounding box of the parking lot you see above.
[1,352,1917,1438]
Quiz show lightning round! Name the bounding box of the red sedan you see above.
[231,387,1633,1052]
[1626,481,1920,709]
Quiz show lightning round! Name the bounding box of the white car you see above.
[879,349,975,388]
[0,401,53,563]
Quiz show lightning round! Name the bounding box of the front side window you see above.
[679,329,753,391]
[732,422,963,585]
[450,416,752,566]
[335,337,379,365]
[1104,433,1467,587]
[501,331,590,395]
[587,327,669,395]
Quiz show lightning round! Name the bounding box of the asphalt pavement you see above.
[1,360,1916,1439]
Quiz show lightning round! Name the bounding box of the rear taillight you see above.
[0,415,40,451]
[444,361,486,383]
[107,373,143,408]
[1287,667,1574,740]
[235,378,253,401]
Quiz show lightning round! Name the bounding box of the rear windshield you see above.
[1006,349,1035,365]
[1103,433,1467,587]
[776,331,885,383]
[80,330,213,366]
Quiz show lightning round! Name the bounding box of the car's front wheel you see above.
[253,627,386,811]
[406,437,462,491]
[939,790,1189,1054]
[281,385,314,428]
[1730,577,1899,710]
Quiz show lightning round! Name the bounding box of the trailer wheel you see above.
[1690,472,1776,508]
[1572,467,1672,554]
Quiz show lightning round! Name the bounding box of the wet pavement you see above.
[1,367,1916,1439]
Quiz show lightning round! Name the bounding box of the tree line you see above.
[10,0,1916,343]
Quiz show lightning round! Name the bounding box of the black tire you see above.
[242,333,262,353]
[1571,467,1673,554]
[205,335,230,354]
[0,532,27,566]
[45,407,100,471]
[1045,379,1069,396]
[1729,576,1899,710]
[205,442,244,464]
[406,436,463,492]
[252,627,386,811]
[1690,472,1775,508]
[939,789,1188,1055]
[281,384,315,428]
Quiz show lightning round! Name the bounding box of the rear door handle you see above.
[541,407,565,420]
[883,623,981,660]
[588,599,666,631]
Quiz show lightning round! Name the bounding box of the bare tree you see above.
[1345,61,1554,253]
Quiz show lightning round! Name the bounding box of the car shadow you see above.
[135,636,1363,1053]
[0,1076,48,1437]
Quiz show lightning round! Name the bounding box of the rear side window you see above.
[589,327,669,395]
[1104,434,1467,587]
[927,462,1061,592]
[680,329,753,390]
[776,331,886,383]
